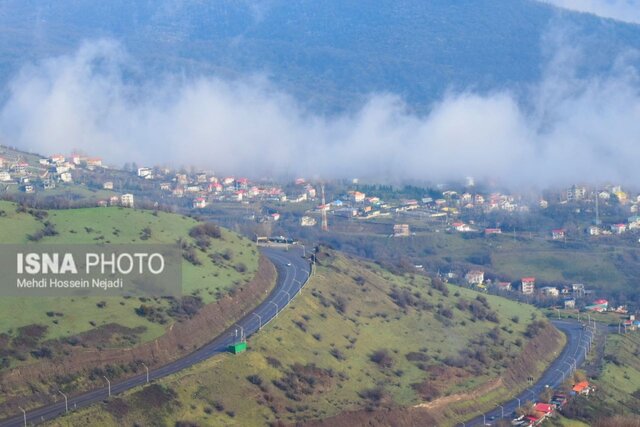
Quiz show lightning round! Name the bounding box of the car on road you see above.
[286,262,292,266]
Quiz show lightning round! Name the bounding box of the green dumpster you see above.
[228,342,247,354]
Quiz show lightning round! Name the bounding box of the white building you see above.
[137,167,153,179]
[120,193,135,208]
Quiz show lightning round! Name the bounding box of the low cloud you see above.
[539,0,640,25]
[1,39,639,187]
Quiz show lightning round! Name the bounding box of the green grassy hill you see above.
[557,332,640,426]
[51,248,565,426]
[0,200,259,362]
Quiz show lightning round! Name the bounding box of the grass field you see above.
[0,201,259,351]
[550,331,640,426]
[595,332,640,411]
[50,249,562,426]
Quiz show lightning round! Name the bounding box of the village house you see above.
[289,193,308,203]
[43,179,55,190]
[485,228,502,235]
[12,162,28,175]
[532,402,555,424]
[521,277,536,295]
[70,153,83,165]
[0,171,11,182]
[572,283,585,296]
[452,222,472,232]
[192,197,207,209]
[586,299,609,312]
[572,381,594,396]
[611,223,626,234]
[173,186,185,197]
[496,281,512,291]
[103,181,114,190]
[300,216,317,227]
[137,167,153,179]
[305,185,317,198]
[59,172,72,183]
[86,157,102,168]
[541,286,560,297]
[49,154,65,164]
[350,191,366,203]
[393,223,410,237]
[465,270,485,285]
[120,193,135,208]
[628,216,640,229]
[563,298,576,309]
[567,185,586,201]
[588,226,601,236]
[236,178,249,189]
[208,182,223,193]
[551,229,566,240]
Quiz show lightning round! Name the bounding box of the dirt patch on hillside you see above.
[0,254,277,416]
[414,377,504,412]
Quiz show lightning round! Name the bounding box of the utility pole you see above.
[269,301,278,317]
[321,184,328,232]
[19,407,26,427]
[141,362,149,384]
[235,324,244,342]
[252,313,262,330]
[58,390,68,413]
[104,376,111,397]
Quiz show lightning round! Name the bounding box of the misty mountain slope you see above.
[1,0,640,110]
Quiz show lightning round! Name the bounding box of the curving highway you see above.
[464,319,596,426]
[0,246,311,427]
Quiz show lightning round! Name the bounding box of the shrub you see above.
[370,349,394,368]
[247,374,263,386]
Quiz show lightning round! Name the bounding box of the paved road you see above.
[464,319,596,426]
[0,247,310,427]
